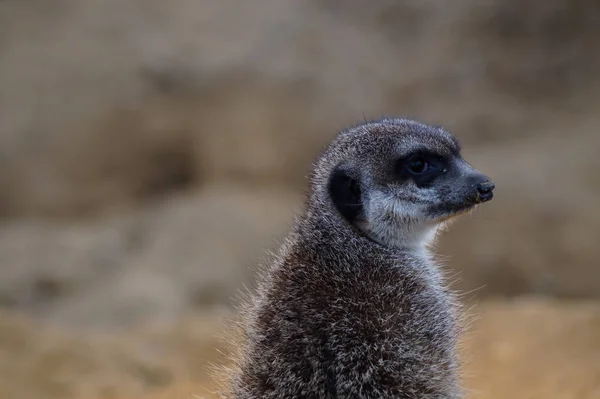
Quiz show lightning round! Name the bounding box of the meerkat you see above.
[223,118,495,398]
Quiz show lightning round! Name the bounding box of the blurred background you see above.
[1,0,599,398]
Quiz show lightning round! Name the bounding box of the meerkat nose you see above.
[476,180,495,202]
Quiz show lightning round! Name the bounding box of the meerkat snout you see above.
[474,179,495,203]
[456,169,495,205]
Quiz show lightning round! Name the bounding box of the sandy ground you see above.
[1,298,598,399]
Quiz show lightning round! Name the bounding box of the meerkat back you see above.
[223,118,495,399]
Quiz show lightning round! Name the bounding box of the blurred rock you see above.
[0,185,300,328]
[1,0,599,217]
[0,217,135,310]
[0,0,599,313]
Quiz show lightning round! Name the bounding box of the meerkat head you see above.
[316,118,494,251]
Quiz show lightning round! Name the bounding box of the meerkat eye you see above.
[406,158,429,174]
[349,178,361,196]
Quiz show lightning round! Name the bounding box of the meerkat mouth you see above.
[438,208,474,222]
[433,202,478,222]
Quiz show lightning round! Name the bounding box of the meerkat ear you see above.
[328,165,362,223]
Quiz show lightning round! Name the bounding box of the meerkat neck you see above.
[362,220,441,253]
[299,204,441,269]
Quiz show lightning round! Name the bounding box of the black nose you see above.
[476,180,495,203]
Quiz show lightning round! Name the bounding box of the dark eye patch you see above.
[395,150,448,187]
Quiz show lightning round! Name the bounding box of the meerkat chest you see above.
[237,257,461,399]
[331,259,457,341]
